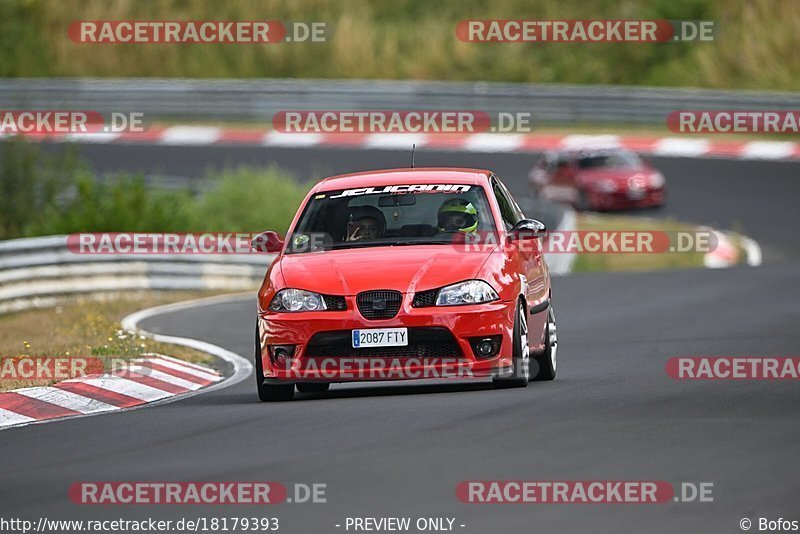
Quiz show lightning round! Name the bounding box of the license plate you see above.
[352,328,408,348]
[628,188,646,199]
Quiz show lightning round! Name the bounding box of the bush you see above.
[0,140,73,239]
[0,141,308,238]
[194,166,309,233]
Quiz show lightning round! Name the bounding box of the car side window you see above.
[491,176,522,230]
[503,182,526,221]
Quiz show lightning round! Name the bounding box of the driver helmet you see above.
[437,198,478,234]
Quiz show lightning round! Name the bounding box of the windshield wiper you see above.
[390,240,453,246]
[327,240,453,250]
[329,241,388,250]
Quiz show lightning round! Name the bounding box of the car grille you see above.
[322,295,347,311]
[305,327,463,359]
[411,289,438,307]
[356,290,402,319]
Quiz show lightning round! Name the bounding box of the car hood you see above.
[278,245,495,295]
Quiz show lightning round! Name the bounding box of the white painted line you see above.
[121,292,253,398]
[15,387,117,414]
[364,133,428,150]
[160,126,222,145]
[561,134,621,150]
[262,131,323,147]
[123,365,202,390]
[135,357,221,382]
[544,209,577,276]
[741,236,763,267]
[653,138,710,157]
[154,354,221,375]
[703,229,738,269]
[64,132,122,143]
[65,375,172,402]
[0,408,36,427]
[741,141,797,160]
[462,134,524,152]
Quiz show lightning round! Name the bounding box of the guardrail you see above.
[2,78,799,125]
[0,236,272,314]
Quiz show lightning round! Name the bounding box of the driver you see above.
[437,198,479,235]
[345,205,386,241]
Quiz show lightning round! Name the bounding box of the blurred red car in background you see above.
[529,148,666,211]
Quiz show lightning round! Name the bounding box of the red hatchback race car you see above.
[529,148,666,211]
[254,168,558,401]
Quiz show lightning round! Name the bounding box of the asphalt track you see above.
[1,143,799,533]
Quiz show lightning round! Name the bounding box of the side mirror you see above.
[251,231,284,253]
[508,219,547,241]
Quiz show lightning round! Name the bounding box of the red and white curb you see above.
[0,294,253,430]
[703,228,763,269]
[0,354,221,428]
[12,127,800,161]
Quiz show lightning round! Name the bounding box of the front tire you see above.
[577,190,591,211]
[493,302,530,388]
[255,322,295,401]
[531,306,557,381]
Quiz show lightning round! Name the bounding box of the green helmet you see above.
[437,198,478,234]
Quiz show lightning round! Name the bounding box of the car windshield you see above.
[285,184,497,253]
[576,151,641,169]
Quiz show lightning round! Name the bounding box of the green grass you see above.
[571,213,732,272]
[0,291,224,391]
[1,0,798,90]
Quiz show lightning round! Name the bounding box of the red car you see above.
[529,148,665,211]
[253,168,558,401]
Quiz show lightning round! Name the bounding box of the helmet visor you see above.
[438,211,478,232]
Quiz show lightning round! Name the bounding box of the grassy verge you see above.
[571,212,745,272]
[0,291,230,391]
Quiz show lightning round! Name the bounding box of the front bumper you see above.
[258,298,516,383]
[588,187,665,210]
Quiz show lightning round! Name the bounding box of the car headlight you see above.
[436,280,499,306]
[650,172,665,188]
[269,289,327,312]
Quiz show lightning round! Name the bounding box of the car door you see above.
[491,176,550,346]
